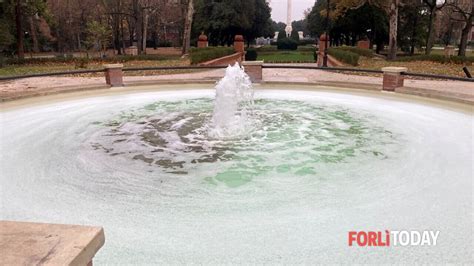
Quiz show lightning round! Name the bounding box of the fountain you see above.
[208,63,255,140]
[0,73,472,264]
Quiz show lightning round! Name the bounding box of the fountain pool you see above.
[0,82,472,263]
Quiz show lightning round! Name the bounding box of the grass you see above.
[0,58,191,77]
[257,51,314,63]
[255,45,315,63]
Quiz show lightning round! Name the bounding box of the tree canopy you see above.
[192,0,272,46]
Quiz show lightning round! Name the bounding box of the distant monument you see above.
[285,0,293,37]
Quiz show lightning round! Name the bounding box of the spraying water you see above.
[207,63,255,139]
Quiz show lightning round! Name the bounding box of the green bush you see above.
[277,30,287,42]
[245,48,258,61]
[395,54,474,64]
[327,48,360,66]
[333,46,374,57]
[277,38,298,50]
[299,38,316,46]
[290,30,300,43]
[189,47,235,65]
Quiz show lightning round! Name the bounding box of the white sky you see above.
[269,0,315,23]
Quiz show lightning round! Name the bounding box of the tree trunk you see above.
[425,7,436,55]
[410,12,418,55]
[121,19,126,54]
[29,16,39,53]
[15,0,24,59]
[458,14,473,57]
[387,0,398,60]
[133,0,142,53]
[182,0,194,56]
[142,8,148,55]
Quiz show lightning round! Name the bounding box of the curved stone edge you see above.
[0,220,105,266]
[0,79,472,106]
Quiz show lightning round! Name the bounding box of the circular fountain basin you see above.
[0,85,472,264]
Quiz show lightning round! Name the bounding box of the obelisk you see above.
[285,0,293,37]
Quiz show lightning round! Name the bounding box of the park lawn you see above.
[257,51,314,63]
[357,56,473,78]
[0,58,191,77]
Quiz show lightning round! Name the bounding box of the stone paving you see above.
[1,64,473,104]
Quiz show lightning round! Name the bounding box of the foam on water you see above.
[0,88,472,264]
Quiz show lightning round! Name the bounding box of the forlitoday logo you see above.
[348,230,440,247]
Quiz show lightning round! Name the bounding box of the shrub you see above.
[290,30,300,43]
[277,30,287,42]
[334,46,374,57]
[74,57,89,69]
[189,47,235,64]
[299,38,316,46]
[245,48,258,61]
[277,38,298,50]
[327,48,360,66]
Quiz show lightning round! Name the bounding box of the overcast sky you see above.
[269,0,315,23]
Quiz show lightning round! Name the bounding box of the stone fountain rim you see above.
[1,83,471,115]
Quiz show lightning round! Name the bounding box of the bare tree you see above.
[182,0,194,56]
[422,0,447,55]
[446,0,473,56]
[15,0,24,59]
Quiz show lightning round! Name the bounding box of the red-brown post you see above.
[382,67,407,91]
[234,35,245,61]
[317,34,329,67]
[357,40,370,49]
[197,33,208,48]
[104,64,124,87]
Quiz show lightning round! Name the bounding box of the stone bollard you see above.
[234,35,245,60]
[243,61,263,83]
[317,33,329,67]
[382,67,407,91]
[197,33,208,48]
[104,64,124,87]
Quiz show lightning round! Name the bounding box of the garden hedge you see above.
[327,48,360,66]
[334,46,374,57]
[245,48,258,61]
[189,47,235,65]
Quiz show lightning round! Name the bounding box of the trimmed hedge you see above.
[245,48,258,61]
[334,46,374,57]
[395,54,474,64]
[189,47,235,65]
[277,38,298,50]
[327,48,360,66]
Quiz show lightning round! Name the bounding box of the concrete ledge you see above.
[382,67,408,73]
[0,220,105,266]
[104,64,124,69]
[0,84,110,102]
[1,76,471,106]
